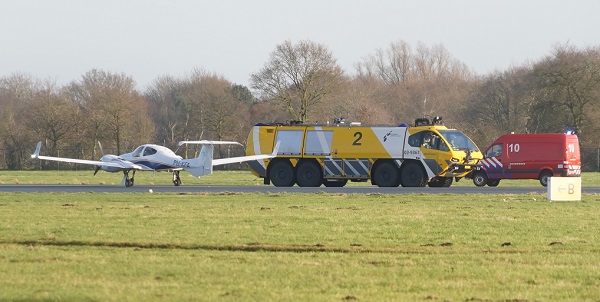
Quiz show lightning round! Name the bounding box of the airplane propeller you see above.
[93,141,104,176]
[98,141,105,156]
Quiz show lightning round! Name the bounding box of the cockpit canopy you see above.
[131,145,176,157]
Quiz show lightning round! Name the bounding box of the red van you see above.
[470,133,581,187]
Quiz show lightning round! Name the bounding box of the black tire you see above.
[296,160,322,187]
[400,162,426,187]
[428,177,453,188]
[373,161,400,187]
[268,160,295,187]
[323,179,348,187]
[487,179,500,187]
[472,171,488,187]
[539,170,553,187]
[173,171,181,186]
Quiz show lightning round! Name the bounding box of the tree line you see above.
[1,40,599,171]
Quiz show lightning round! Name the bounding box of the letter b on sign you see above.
[568,184,574,195]
[547,177,581,201]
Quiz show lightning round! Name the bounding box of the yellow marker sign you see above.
[547,177,581,201]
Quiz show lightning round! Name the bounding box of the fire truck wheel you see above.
[268,160,295,187]
[323,179,348,187]
[487,179,500,187]
[472,171,488,187]
[373,161,400,187]
[296,161,323,187]
[399,162,426,187]
[539,170,553,187]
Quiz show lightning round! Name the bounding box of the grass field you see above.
[0,169,599,187]
[0,171,599,301]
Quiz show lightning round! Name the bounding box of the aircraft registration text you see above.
[173,160,191,168]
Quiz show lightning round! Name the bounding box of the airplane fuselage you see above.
[117,144,185,172]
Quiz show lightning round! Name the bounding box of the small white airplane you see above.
[31,140,280,187]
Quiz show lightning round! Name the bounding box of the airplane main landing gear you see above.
[172,171,182,186]
[123,170,136,187]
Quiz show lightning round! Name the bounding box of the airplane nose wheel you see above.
[173,171,182,186]
[123,170,135,187]
[130,170,135,187]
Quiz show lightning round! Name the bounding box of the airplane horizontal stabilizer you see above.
[178,140,243,147]
[183,141,280,177]
[212,141,280,166]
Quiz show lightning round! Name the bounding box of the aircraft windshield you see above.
[438,130,479,152]
[132,146,144,157]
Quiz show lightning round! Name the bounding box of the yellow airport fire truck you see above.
[245,116,482,188]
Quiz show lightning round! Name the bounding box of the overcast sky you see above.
[2,0,599,90]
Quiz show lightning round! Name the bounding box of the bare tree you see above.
[357,41,471,85]
[146,70,252,159]
[231,84,255,104]
[0,73,39,169]
[311,78,393,125]
[248,100,289,124]
[26,84,81,159]
[355,41,474,124]
[356,41,412,85]
[145,75,185,148]
[530,44,600,139]
[251,40,344,123]
[65,69,153,155]
[465,66,534,145]
[201,76,248,141]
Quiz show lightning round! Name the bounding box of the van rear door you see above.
[564,135,581,176]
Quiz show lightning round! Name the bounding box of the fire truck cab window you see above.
[486,144,502,157]
[409,131,443,150]
[438,140,450,151]
[422,131,441,150]
[408,132,422,147]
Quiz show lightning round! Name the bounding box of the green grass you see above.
[0,170,598,187]
[0,169,266,186]
[1,192,600,301]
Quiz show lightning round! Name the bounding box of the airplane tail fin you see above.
[32,142,42,159]
[178,140,280,178]
[183,144,214,178]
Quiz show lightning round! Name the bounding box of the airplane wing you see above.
[31,142,143,170]
[212,141,280,166]
[178,140,243,147]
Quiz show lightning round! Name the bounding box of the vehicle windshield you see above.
[132,146,144,157]
[437,130,480,152]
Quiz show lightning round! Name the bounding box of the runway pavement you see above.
[1,184,599,194]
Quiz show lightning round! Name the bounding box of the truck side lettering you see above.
[509,143,520,153]
[353,132,363,146]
